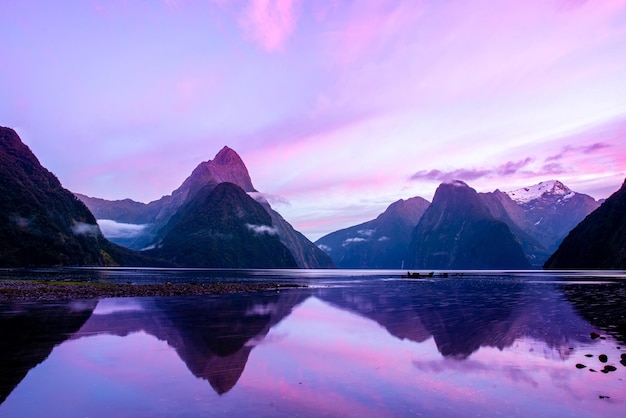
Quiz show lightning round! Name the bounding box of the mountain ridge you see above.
[78,146,333,268]
[315,197,430,269]
[408,181,530,269]
[544,178,626,269]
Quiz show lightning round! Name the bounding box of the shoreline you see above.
[0,280,305,302]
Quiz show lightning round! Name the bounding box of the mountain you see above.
[78,147,333,268]
[476,180,598,267]
[544,179,626,269]
[145,182,298,268]
[408,181,530,270]
[77,146,257,250]
[315,197,430,268]
[0,126,158,267]
[479,190,553,266]
[504,180,599,253]
[314,179,597,269]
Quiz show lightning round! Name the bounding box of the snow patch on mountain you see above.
[505,180,573,204]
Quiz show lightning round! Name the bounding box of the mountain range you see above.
[316,179,601,269]
[1,124,622,269]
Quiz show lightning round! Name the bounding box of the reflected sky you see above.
[1,272,625,417]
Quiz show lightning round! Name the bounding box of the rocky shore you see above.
[0,280,303,302]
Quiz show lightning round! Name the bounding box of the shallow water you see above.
[1,269,625,417]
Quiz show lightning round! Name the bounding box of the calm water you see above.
[1,269,625,417]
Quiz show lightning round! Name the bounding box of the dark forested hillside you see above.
[146,182,298,268]
[0,126,164,267]
[545,179,626,269]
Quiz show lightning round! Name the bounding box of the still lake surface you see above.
[1,268,625,417]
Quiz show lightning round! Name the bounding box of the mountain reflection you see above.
[561,281,626,344]
[71,290,310,394]
[1,275,619,406]
[317,278,592,359]
[0,300,96,403]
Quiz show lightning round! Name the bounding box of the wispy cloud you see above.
[248,192,290,206]
[246,223,279,235]
[71,222,101,236]
[410,158,533,183]
[239,0,300,52]
[97,219,148,239]
[342,237,367,247]
[317,244,331,253]
[546,142,611,162]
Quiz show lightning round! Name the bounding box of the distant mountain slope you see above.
[544,179,626,269]
[78,147,333,268]
[0,126,153,266]
[408,181,530,270]
[146,182,298,268]
[479,190,552,266]
[315,197,430,268]
[504,180,599,253]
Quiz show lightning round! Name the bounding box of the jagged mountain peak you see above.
[213,146,244,165]
[174,146,256,202]
[506,180,573,204]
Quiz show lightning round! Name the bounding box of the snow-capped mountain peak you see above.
[505,180,572,204]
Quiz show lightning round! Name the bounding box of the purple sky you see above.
[2,0,626,241]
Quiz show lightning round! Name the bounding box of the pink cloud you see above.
[410,158,534,183]
[546,142,612,162]
[239,0,300,52]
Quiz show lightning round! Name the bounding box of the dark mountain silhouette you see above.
[146,182,298,268]
[544,179,626,269]
[0,301,97,403]
[0,126,160,267]
[408,181,530,269]
[78,146,333,268]
[315,197,430,268]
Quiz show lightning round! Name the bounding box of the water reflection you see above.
[0,300,96,403]
[70,290,310,395]
[317,278,593,358]
[1,273,625,417]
